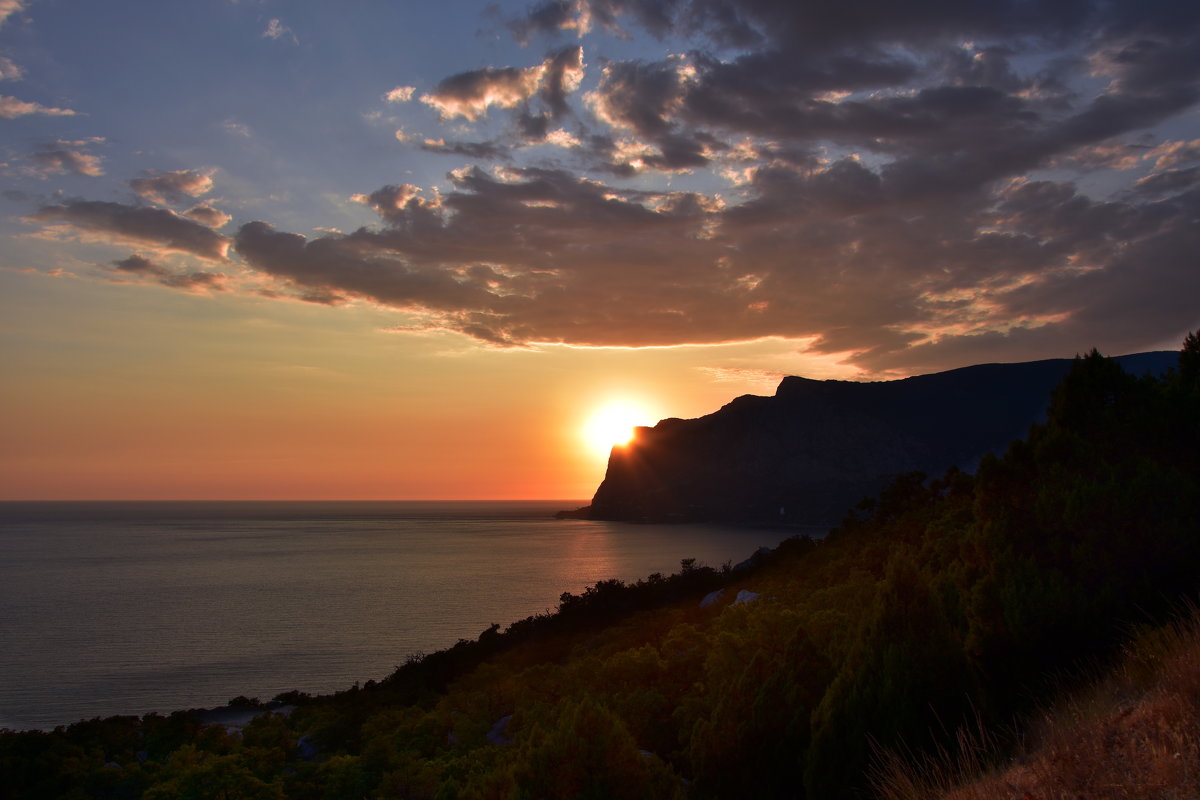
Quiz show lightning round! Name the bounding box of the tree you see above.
[508,698,683,800]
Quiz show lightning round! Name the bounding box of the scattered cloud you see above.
[108,254,228,293]
[421,65,545,121]
[0,0,24,28]
[1131,165,1200,196]
[1146,138,1200,171]
[697,366,787,390]
[1057,142,1147,171]
[225,152,1200,373]
[507,0,675,43]
[419,45,583,123]
[0,56,23,81]
[109,253,169,276]
[129,169,214,205]
[262,18,297,44]
[420,137,510,159]
[31,200,231,261]
[28,139,105,177]
[0,95,77,119]
[544,128,580,148]
[384,85,416,103]
[222,119,253,137]
[184,204,233,229]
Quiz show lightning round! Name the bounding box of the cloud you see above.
[220,151,1200,373]
[160,270,229,291]
[384,85,416,103]
[262,18,297,44]
[420,137,510,159]
[1146,138,1200,170]
[111,254,167,276]
[233,219,497,314]
[697,366,788,389]
[587,57,692,138]
[420,45,584,123]
[28,140,105,177]
[539,45,585,117]
[0,95,77,119]
[1055,142,1147,171]
[222,165,856,347]
[0,56,23,81]
[421,65,545,121]
[109,254,228,293]
[129,170,214,205]
[514,0,1097,53]
[509,0,677,44]
[31,200,231,261]
[222,119,253,137]
[498,0,1200,190]
[509,0,592,43]
[23,0,1200,375]
[544,128,581,148]
[353,183,428,220]
[1131,165,1200,196]
[0,0,24,28]
[232,166,727,342]
[184,204,233,229]
[434,1,1200,197]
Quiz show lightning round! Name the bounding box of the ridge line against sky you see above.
[1,0,1198,499]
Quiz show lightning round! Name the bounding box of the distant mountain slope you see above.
[586,351,1178,524]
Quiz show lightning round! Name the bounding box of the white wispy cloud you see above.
[222,119,253,137]
[0,95,77,119]
[262,18,298,44]
[384,86,416,103]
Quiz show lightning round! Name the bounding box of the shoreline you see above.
[1,514,799,733]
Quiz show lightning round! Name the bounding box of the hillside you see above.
[586,351,1177,524]
[2,339,1198,799]
[875,604,1200,800]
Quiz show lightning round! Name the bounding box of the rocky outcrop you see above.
[585,352,1177,525]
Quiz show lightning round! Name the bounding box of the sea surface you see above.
[0,501,808,731]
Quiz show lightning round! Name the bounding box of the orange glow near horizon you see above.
[0,274,862,501]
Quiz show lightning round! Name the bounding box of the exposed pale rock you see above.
[732,589,760,606]
[487,714,513,746]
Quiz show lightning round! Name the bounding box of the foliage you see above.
[873,603,1200,799]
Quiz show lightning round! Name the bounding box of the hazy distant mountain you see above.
[585,352,1178,524]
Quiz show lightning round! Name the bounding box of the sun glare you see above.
[582,400,653,459]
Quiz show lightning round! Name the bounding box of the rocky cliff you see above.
[584,352,1178,524]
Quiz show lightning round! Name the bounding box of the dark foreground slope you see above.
[587,351,1176,523]
[874,603,1200,799]
[2,341,1198,800]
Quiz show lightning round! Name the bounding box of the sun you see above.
[581,400,654,459]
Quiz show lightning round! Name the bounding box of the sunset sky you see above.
[2,0,1198,500]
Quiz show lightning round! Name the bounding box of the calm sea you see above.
[0,501,803,731]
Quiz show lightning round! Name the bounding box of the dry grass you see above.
[872,606,1200,800]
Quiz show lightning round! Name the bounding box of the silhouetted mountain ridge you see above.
[584,351,1178,524]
